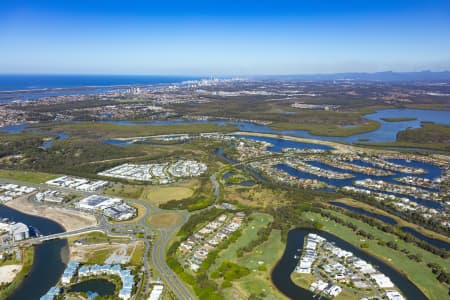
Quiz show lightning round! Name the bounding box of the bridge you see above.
[30,225,104,243]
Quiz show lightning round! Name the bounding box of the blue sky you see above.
[1,1,449,75]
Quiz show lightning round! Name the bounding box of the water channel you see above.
[271,228,428,300]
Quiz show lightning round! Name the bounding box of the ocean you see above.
[0,74,200,91]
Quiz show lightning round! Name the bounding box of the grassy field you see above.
[141,186,195,204]
[380,117,417,122]
[105,180,198,205]
[269,119,380,137]
[129,241,145,266]
[202,213,288,299]
[147,212,183,228]
[0,169,58,183]
[224,185,291,208]
[212,213,273,268]
[290,273,315,290]
[68,231,129,244]
[303,210,449,300]
[332,198,450,243]
[222,229,287,300]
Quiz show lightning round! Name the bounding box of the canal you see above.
[272,228,428,300]
[0,205,68,300]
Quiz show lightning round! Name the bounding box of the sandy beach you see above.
[5,196,97,231]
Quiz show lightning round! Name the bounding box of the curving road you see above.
[0,169,225,300]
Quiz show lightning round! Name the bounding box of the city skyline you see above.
[1,0,450,75]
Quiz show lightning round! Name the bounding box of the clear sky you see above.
[1,0,449,75]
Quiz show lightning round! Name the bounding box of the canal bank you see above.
[272,228,428,300]
[329,201,450,250]
[0,204,68,300]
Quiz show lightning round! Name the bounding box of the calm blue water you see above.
[68,279,115,296]
[2,109,449,144]
[43,132,70,148]
[272,228,427,300]
[276,157,443,209]
[99,109,449,144]
[0,75,200,102]
[0,205,68,300]
[276,108,450,143]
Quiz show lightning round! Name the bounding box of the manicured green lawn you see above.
[212,213,273,268]
[304,210,449,300]
[224,229,287,300]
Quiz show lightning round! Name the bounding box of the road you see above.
[0,170,224,300]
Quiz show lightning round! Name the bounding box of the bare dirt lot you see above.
[0,265,22,284]
[6,196,97,231]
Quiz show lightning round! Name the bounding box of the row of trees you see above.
[328,205,449,259]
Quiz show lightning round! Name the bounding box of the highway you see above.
[0,170,225,300]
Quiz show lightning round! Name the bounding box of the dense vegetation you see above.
[397,124,450,146]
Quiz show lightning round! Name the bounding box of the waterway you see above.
[271,228,428,300]
[276,157,443,210]
[2,108,450,144]
[67,278,115,296]
[0,205,68,300]
[329,201,450,250]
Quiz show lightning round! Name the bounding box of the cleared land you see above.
[304,210,449,300]
[0,265,22,284]
[224,185,290,208]
[147,212,183,228]
[105,180,197,205]
[141,186,195,204]
[5,196,97,231]
[68,232,135,265]
[0,169,58,183]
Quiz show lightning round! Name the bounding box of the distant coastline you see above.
[0,74,200,92]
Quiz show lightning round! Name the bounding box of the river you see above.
[0,205,68,300]
[3,108,449,144]
[271,228,428,300]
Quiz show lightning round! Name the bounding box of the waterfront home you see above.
[40,286,61,300]
[61,261,80,285]
[385,290,406,300]
[323,284,342,297]
[370,273,395,288]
